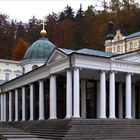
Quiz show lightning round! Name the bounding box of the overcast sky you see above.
[0,0,139,23]
[0,0,106,22]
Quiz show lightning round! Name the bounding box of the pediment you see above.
[112,50,140,63]
[46,49,67,64]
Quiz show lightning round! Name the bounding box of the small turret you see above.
[106,21,114,40]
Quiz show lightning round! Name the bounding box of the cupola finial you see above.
[106,21,114,40]
[40,19,47,36]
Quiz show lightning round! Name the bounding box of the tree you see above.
[109,0,121,12]
[26,16,41,44]
[102,0,108,11]
[54,18,76,49]
[76,4,84,19]
[59,12,65,21]
[64,5,75,19]
[12,37,28,60]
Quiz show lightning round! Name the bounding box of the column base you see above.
[29,118,34,121]
[21,119,26,121]
[49,117,57,120]
[99,115,107,119]
[66,115,72,119]
[72,115,80,118]
[125,116,132,119]
[38,117,45,120]
[109,115,116,119]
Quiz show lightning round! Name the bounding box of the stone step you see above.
[2,119,140,140]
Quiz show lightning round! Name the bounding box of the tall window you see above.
[117,45,120,52]
[138,41,140,48]
[5,73,10,81]
[129,42,133,49]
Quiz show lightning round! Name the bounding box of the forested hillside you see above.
[0,0,140,60]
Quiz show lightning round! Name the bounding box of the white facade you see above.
[0,47,140,121]
[21,61,45,74]
[0,59,22,84]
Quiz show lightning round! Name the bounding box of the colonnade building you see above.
[0,26,140,122]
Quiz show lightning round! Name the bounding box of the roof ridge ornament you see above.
[40,19,47,36]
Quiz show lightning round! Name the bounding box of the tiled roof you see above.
[76,48,114,58]
[58,48,74,55]
[125,31,140,39]
[58,48,114,58]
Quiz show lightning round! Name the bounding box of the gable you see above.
[112,51,140,63]
[46,49,67,64]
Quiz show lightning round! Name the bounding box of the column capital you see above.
[110,70,117,74]
[73,67,81,71]
[29,83,34,86]
[39,79,44,82]
[65,67,73,71]
[49,73,57,77]
[100,70,108,73]
[126,72,133,76]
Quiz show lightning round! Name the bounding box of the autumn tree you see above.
[74,4,86,49]
[54,18,75,49]
[12,37,28,60]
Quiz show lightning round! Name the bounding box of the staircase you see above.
[2,119,140,140]
[0,122,43,140]
[64,119,140,140]
[10,119,71,140]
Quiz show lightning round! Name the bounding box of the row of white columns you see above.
[0,69,136,121]
[0,68,79,122]
[98,71,134,119]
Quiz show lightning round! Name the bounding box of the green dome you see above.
[23,37,55,62]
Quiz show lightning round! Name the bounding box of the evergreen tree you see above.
[64,5,75,19]
[76,4,84,19]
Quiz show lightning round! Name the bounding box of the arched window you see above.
[32,65,38,70]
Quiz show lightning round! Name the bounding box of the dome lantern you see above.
[40,20,47,36]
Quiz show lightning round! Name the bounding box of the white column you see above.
[15,89,18,121]
[109,71,116,118]
[22,87,26,121]
[3,94,6,121]
[0,94,1,121]
[50,75,57,119]
[66,70,72,118]
[99,71,106,118]
[73,68,80,118]
[132,84,135,119]
[97,81,100,118]
[125,73,132,119]
[81,80,86,118]
[30,84,34,121]
[39,80,45,120]
[9,91,12,121]
[118,83,123,119]
[1,94,4,121]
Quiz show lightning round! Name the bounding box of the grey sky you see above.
[0,0,139,23]
[0,0,103,22]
